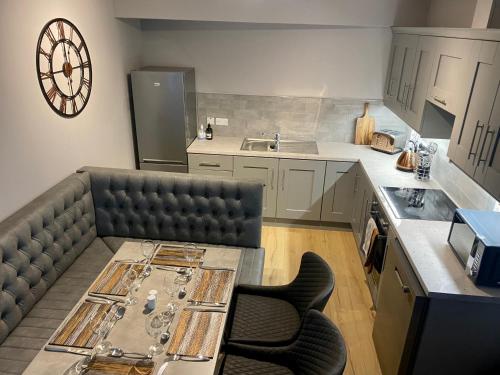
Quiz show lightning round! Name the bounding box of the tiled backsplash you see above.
[429,139,499,211]
[196,93,498,210]
[197,93,410,142]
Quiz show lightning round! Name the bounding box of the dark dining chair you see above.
[227,251,334,346]
[221,309,347,375]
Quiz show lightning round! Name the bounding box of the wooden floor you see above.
[261,224,382,375]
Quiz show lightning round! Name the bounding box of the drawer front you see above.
[189,169,233,177]
[188,154,234,171]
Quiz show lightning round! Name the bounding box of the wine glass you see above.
[145,313,164,356]
[174,274,189,299]
[120,268,139,306]
[141,240,156,273]
[183,243,198,278]
[65,356,91,375]
[163,274,179,312]
[89,310,112,354]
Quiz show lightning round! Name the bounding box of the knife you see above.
[88,293,125,303]
[44,346,91,356]
[184,307,226,313]
[200,266,235,272]
[188,301,227,307]
[85,297,116,305]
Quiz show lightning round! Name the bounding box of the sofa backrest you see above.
[80,166,263,248]
[0,173,96,343]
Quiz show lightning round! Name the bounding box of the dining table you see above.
[22,241,242,375]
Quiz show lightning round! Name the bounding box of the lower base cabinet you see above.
[275,159,326,221]
[351,165,373,248]
[233,156,279,218]
[321,161,356,223]
[373,233,427,375]
[191,154,360,223]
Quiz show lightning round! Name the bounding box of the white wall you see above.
[115,0,429,27]
[141,23,392,99]
[0,0,141,221]
[427,0,477,27]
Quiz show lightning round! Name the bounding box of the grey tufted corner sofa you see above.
[0,166,264,374]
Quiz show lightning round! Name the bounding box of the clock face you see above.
[36,18,92,118]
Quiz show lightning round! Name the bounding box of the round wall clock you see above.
[36,18,92,118]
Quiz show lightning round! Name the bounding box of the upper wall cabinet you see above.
[426,37,480,115]
[403,36,436,132]
[384,34,418,112]
[449,42,500,201]
[384,35,436,134]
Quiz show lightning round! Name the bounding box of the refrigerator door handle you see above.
[142,158,185,165]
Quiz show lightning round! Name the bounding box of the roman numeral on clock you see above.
[45,27,56,45]
[39,47,51,61]
[57,21,65,39]
[40,72,53,81]
[47,85,59,103]
[60,98,67,113]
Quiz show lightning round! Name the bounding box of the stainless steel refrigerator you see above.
[130,67,197,172]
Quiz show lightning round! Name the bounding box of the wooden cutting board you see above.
[355,102,375,145]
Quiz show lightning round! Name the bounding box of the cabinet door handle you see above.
[401,83,409,109]
[394,267,411,294]
[468,121,484,160]
[389,78,397,96]
[489,129,500,167]
[270,169,275,190]
[199,162,221,168]
[281,170,286,191]
[405,85,413,111]
[478,126,496,166]
[434,96,447,106]
[354,175,360,193]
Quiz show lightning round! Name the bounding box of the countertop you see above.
[188,137,500,302]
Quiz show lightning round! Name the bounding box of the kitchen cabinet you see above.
[276,159,326,221]
[403,36,435,132]
[426,37,480,115]
[384,34,419,115]
[233,156,279,218]
[373,231,427,375]
[321,161,356,223]
[449,42,500,200]
[351,165,373,248]
[188,154,234,176]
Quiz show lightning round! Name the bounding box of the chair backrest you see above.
[288,252,334,316]
[80,166,263,248]
[290,310,347,375]
[0,173,96,344]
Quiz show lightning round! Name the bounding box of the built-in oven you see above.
[363,197,390,304]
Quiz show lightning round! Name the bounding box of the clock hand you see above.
[61,42,69,64]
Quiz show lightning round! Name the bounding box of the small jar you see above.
[147,289,158,310]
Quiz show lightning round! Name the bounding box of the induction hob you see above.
[380,187,457,221]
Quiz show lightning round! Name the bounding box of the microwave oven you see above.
[448,209,500,287]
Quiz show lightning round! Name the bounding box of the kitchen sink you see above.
[240,138,318,154]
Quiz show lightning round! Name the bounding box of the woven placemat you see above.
[167,310,223,358]
[189,268,234,304]
[150,245,205,267]
[89,262,144,297]
[85,356,154,375]
[49,302,117,349]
